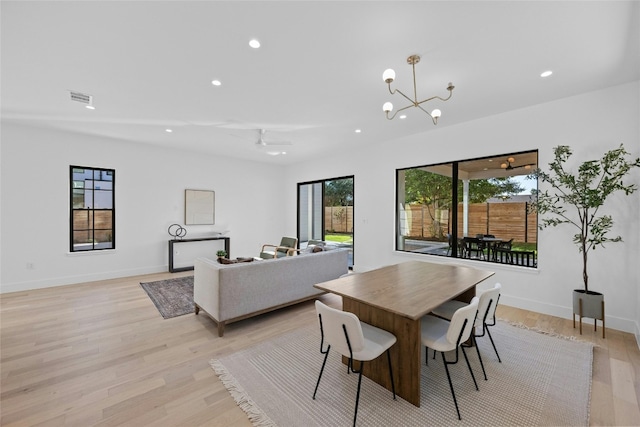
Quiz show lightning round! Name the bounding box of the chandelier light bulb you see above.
[501,163,508,169]
[431,109,441,119]
[383,69,396,83]
[383,102,393,113]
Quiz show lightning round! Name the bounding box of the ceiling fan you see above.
[255,129,292,148]
[500,157,536,171]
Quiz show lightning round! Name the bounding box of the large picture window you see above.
[70,166,115,252]
[396,150,538,267]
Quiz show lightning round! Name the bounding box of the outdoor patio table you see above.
[480,237,506,261]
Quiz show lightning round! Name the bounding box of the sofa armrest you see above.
[194,257,221,321]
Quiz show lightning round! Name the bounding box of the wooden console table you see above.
[168,237,230,272]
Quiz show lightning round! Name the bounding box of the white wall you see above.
[285,81,640,334]
[1,82,638,337]
[0,124,287,292]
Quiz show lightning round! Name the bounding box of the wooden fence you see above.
[404,202,537,243]
[325,206,353,233]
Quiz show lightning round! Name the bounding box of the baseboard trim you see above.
[0,265,167,294]
[500,294,636,335]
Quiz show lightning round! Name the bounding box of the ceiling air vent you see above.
[69,91,92,105]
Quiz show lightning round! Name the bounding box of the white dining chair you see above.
[431,283,503,381]
[312,300,397,427]
[421,296,479,420]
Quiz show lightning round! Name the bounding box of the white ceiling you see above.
[2,1,638,165]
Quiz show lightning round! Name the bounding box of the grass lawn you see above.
[512,242,537,253]
[324,233,353,243]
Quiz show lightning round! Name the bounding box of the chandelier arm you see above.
[416,104,439,125]
[387,85,417,105]
[415,91,453,107]
[385,103,416,120]
[416,104,433,115]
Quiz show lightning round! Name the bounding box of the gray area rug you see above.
[140,276,194,319]
[211,321,592,426]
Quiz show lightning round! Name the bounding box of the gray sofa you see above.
[194,249,349,336]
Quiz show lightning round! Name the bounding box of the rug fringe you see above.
[497,318,595,344]
[210,359,276,427]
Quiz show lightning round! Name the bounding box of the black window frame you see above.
[69,165,115,252]
[395,150,538,268]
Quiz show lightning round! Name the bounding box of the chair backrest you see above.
[477,283,501,325]
[496,239,513,250]
[446,296,479,345]
[278,237,298,254]
[315,300,365,356]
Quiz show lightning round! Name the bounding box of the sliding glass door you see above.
[298,176,354,268]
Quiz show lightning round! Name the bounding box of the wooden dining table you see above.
[314,260,495,407]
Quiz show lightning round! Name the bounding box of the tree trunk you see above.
[581,235,589,293]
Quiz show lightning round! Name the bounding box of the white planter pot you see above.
[572,289,605,338]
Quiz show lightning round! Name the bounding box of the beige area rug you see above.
[140,276,193,319]
[211,321,592,426]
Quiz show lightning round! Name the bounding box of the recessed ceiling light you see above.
[355,129,361,133]
[399,114,407,119]
[85,105,95,110]
[540,70,553,78]
[211,80,221,86]
[249,39,261,49]
[165,129,173,133]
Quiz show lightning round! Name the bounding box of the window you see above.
[298,176,354,268]
[70,166,115,252]
[396,150,538,267]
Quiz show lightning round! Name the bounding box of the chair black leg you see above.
[461,346,479,391]
[353,369,363,427]
[312,350,329,399]
[472,336,488,380]
[386,349,396,400]
[441,352,462,420]
[486,327,502,363]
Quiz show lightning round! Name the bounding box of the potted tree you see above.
[530,144,640,337]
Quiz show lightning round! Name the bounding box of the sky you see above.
[513,175,537,195]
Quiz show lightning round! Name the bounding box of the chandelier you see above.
[382,55,454,125]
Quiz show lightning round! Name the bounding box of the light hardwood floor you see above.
[1,272,639,426]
